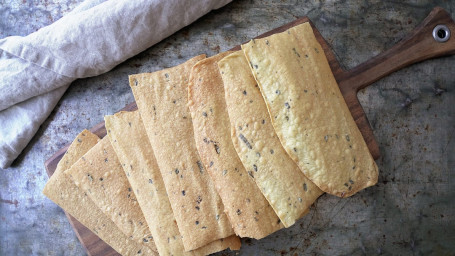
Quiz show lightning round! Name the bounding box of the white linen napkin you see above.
[0,0,232,169]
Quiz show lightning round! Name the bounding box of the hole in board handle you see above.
[433,24,450,43]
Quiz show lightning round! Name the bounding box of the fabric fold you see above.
[0,0,232,169]
[0,85,68,168]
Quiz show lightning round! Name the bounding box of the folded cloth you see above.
[0,0,232,169]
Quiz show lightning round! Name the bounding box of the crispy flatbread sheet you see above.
[65,137,157,252]
[194,235,240,255]
[188,52,284,236]
[218,51,323,227]
[43,130,156,256]
[129,55,238,252]
[105,111,240,256]
[241,22,378,197]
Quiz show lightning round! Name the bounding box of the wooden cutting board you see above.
[44,7,455,256]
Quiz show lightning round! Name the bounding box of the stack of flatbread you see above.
[43,22,378,255]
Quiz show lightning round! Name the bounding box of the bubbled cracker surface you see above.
[195,235,241,255]
[129,55,238,252]
[64,137,156,250]
[105,111,238,256]
[106,111,184,255]
[188,52,283,238]
[43,130,156,256]
[218,51,323,228]
[241,22,378,197]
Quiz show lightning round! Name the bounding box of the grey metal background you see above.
[1,0,454,255]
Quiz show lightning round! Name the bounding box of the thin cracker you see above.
[105,111,239,255]
[218,51,323,227]
[129,55,238,251]
[188,52,284,236]
[241,22,378,197]
[65,137,156,251]
[43,130,156,255]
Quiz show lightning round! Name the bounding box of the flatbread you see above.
[193,235,240,255]
[188,52,284,236]
[218,51,323,227]
[64,136,156,252]
[105,111,240,255]
[129,55,238,251]
[241,22,378,197]
[43,130,156,255]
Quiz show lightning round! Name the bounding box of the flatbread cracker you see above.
[241,22,378,197]
[129,55,238,251]
[105,111,239,255]
[43,130,156,255]
[194,235,241,255]
[65,137,156,252]
[188,52,284,236]
[218,51,323,227]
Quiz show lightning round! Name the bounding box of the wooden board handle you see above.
[339,6,455,94]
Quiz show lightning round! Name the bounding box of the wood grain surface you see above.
[44,7,455,256]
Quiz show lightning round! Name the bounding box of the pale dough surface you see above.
[43,130,157,255]
[129,55,238,251]
[188,52,283,236]
[106,111,240,255]
[65,137,156,250]
[242,22,378,197]
[218,51,323,227]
